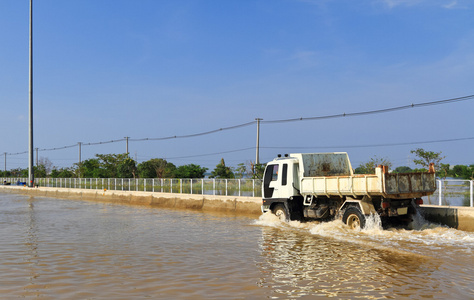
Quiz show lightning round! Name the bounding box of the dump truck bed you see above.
[300,166,437,199]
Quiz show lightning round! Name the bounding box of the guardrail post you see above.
[239,179,241,197]
[471,180,473,207]
[438,180,442,206]
[253,179,256,197]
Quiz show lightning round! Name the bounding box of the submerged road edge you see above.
[1,185,473,232]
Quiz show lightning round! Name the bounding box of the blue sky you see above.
[1,0,473,172]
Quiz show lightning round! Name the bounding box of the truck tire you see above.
[343,207,366,230]
[273,204,288,222]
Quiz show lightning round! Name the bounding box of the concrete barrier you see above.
[420,205,474,232]
[2,185,474,231]
[0,185,262,217]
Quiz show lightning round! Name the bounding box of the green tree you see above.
[76,158,101,178]
[50,167,75,178]
[234,163,247,179]
[250,162,266,179]
[174,164,208,178]
[34,164,47,178]
[75,153,134,178]
[252,164,267,179]
[452,164,474,179]
[392,166,413,173]
[117,158,137,178]
[411,148,444,170]
[210,158,234,179]
[137,158,176,178]
[95,153,130,178]
[437,163,451,179]
[354,156,392,174]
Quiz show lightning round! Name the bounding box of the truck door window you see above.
[271,165,279,181]
[263,164,278,198]
[282,164,288,186]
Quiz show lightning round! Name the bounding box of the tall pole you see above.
[255,118,262,165]
[125,136,129,155]
[4,153,6,173]
[28,0,34,187]
[35,148,38,166]
[77,142,82,178]
[78,142,82,164]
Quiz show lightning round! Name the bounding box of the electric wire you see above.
[2,94,473,158]
[261,94,474,124]
[262,136,474,150]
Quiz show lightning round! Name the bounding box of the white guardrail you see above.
[1,177,264,198]
[1,178,473,207]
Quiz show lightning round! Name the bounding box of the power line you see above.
[3,136,473,166]
[2,94,473,158]
[261,94,474,124]
[129,121,256,142]
[135,136,474,160]
[262,136,474,150]
[165,147,255,159]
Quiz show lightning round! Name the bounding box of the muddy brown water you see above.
[0,193,472,299]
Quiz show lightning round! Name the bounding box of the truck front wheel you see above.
[343,207,366,230]
[273,204,288,222]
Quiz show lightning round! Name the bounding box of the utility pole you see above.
[78,142,82,164]
[125,136,129,155]
[255,118,262,165]
[28,0,34,187]
[77,142,82,178]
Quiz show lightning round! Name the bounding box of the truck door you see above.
[263,164,279,198]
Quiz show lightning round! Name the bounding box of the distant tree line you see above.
[355,148,474,180]
[3,148,471,180]
[0,153,265,179]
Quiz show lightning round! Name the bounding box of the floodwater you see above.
[0,193,473,299]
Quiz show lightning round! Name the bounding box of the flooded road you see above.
[0,193,473,299]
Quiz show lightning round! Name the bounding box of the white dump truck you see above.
[261,153,437,229]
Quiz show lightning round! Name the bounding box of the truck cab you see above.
[262,154,299,200]
[261,154,305,221]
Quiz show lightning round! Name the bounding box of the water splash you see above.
[362,213,383,233]
[255,210,474,257]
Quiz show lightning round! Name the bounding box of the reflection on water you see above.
[255,212,474,299]
[0,193,473,299]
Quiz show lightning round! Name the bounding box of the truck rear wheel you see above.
[273,204,288,222]
[343,207,366,230]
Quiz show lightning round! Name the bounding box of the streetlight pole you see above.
[28,0,34,187]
